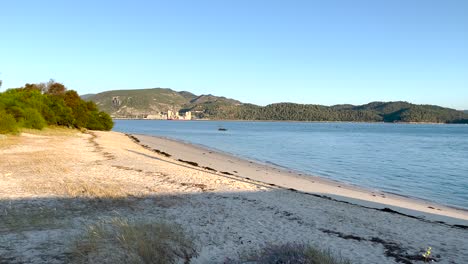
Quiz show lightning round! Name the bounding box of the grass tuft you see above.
[61,180,127,199]
[71,217,198,264]
[237,243,351,264]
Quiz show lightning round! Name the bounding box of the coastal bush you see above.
[97,111,114,130]
[237,243,351,264]
[71,218,198,264]
[86,111,114,131]
[0,80,113,131]
[0,111,18,134]
[22,108,47,129]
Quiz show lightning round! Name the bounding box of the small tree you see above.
[24,83,43,91]
[46,82,67,96]
[64,90,81,108]
[0,111,18,134]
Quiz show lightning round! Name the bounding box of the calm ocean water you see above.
[113,120,468,209]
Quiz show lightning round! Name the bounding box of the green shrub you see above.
[52,102,75,127]
[97,111,114,131]
[86,111,113,131]
[6,105,25,119]
[86,111,105,130]
[22,108,47,130]
[0,81,113,131]
[0,111,18,134]
[73,104,91,128]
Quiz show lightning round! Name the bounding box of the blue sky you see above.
[1,0,467,109]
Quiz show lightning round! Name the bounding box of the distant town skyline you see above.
[1,0,467,109]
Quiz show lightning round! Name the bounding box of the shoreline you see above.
[135,134,466,212]
[113,118,468,125]
[132,133,468,225]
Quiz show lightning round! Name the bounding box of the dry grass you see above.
[71,217,198,264]
[20,126,81,137]
[0,128,76,149]
[304,247,351,264]
[236,243,351,264]
[61,179,128,199]
[18,178,132,210]
[63,181,127,199]
[56,179,135,210]
[18,173,128,199]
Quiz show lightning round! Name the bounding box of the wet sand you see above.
[134,134,468,225]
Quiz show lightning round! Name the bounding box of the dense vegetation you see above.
[85,88,468,123]
[0,80,113,134]
[195,101,468,123]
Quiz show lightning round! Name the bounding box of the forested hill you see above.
[84,88,468,123]
[207,101,468,123]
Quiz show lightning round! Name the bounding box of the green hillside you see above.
[83,88,468,123]
[216,101,467,123]
[83,88,240,118]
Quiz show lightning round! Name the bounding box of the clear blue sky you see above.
[1,0,467,109]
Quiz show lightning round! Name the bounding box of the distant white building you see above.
[167,110,192,120]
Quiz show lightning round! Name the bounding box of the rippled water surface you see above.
[114,120,468,209]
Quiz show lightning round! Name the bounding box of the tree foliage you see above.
[192,101,468,123]
[0,110,18,134]
[0,81,113,133]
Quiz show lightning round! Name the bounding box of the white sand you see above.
[0,131,467,263]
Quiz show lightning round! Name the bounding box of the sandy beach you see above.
[1,130,467,263]
[135,134,468,225]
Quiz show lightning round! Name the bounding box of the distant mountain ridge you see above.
[82,88,241,119]
[83,88,468,123]
[80,94,96,100]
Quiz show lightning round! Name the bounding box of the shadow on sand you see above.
[1,182,462,264]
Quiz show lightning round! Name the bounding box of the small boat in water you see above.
[218,127,227,131]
